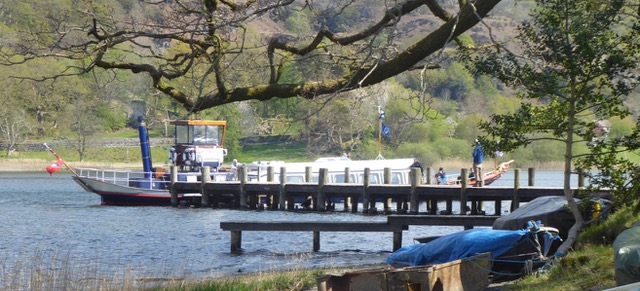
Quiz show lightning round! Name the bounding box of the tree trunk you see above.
[555,90,585,257]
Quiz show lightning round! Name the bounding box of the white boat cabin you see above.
[243,157,417,185]
[168,120,228,172]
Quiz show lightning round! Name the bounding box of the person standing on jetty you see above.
[472,139,484,179]
[410,158,424,183]
[230,159,239,180]
[436,167,447,185]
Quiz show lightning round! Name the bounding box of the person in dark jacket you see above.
[436,167,447,185]
[410,158,424,182]
[472,139,484,178]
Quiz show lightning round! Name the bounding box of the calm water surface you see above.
[0,169,572,285]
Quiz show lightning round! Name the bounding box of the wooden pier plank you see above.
[220,221,405,232]
[387,215,499,227]
[220,221,406,252]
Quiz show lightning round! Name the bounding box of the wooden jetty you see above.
[210,167,608,254]
[170,166,608,215]
[220,215,498,253]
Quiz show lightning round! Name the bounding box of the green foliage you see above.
[508,244,615,290]
[394,142,437,165]
[238,140,308,163]
[467,0,640,197]
[431,138,472,161]
[423,62,475,101]
[150,269,324,291]
[284,10,312,36]
[453,113,483,142]
[4,0,640,171]
[96,104,127,132]
[316,5,364,32]
[506,204,640,290]
[607,116,634,138]
[578,203,639,246]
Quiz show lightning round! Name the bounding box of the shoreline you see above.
[0,157,565,173]
[0,158,144,173]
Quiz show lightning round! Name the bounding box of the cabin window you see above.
[358,173,381,184]
[391,172,403,184]
[333,174,356,183]
[178,125,223,146]
[193,126,206,144]
[204,125,221,145]
[175,125,190,144]
[287,175,304,182]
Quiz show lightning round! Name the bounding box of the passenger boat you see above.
[58,118,232,206]
[243,157,417,184]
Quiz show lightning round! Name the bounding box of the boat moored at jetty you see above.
[243,157,417,184]
[69,118,231,206]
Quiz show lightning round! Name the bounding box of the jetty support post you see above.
[384,168,393,213]
[279,167,287,210]
[239,166,248,208]
[313,231,320,252]
[460,168,468,215]
[267,166,275,209]
[393,231,403,251]
[409,167,420,214]
[230,231,241,253]
[318,168,327,211]
[511,168,521,211]
[528,168,535,186]
[170,165,178,207]
[344,167,352,212]
[425,167,433,212]
[201,166,211,207]
[578,168,585,188]
[305,166,314,209]
[475,168,485,214]
[362,168,371,213]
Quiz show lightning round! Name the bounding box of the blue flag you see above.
[381,123,391,137]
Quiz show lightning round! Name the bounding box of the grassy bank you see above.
[149,204,637,291]
[0,149,566,173]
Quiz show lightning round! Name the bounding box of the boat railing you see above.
[75,167,173,190]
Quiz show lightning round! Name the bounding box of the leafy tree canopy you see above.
[1,0,503,116]
[467,0,640,255]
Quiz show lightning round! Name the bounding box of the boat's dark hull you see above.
[73,176,176,206]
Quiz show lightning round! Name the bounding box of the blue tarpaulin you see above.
[387,228,530,266]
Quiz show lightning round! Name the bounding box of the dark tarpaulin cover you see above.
[492,196,577,238]
[614,222,640,286]
[387,228,529,267]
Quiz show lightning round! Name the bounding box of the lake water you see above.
[0,169,573,288]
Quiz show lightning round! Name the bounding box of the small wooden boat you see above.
[317,252,492,291]
[441,159,515,186]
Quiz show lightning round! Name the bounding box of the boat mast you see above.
[377,106,384,160]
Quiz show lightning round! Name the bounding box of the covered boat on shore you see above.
[388,222,561,281]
